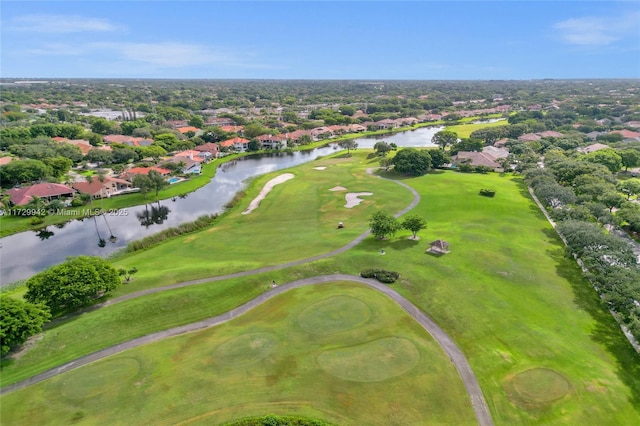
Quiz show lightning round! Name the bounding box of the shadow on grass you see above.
[389,239,420,251]
[552,247,640,411]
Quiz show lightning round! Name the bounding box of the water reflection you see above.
[35,228,55,241]
[137,203,171,228]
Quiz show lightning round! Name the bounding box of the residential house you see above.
[173,149,212,163]
[103,135,153,146]
[284,129,312,144]
[52,137,99,155]
[327,125,348,135]
[451,151,502,171]
[482,146,509,159]
[347,124,366,133]
[310,127,334,141]
[6,183,75,206]
[121,166,171,182]
[176,126,203,136]
[165,156,202,174]
[256,134,287,149]
[206,117,236,126]
[518,133,541,142]
[220,125,245,135]
[612,129,640,141]
[374,119,396,130]
[494,138,509,147]
[166,120,189,129]
[625,121,640,129]
[537,131,564,138]
[0,156,14,166]
[578,143,611,154]
[585,131,604,141]
[220,137,250,152]
[72,177,133,198]
[193,143,220,158]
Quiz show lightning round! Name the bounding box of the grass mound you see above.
[296,296,371,335]
[317,336,420,382]
[505,368,571,407]
[59,357,140,401]
[213,332,279,367]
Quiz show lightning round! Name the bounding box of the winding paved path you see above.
[2,170,493,426]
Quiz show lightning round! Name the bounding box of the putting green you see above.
[213,332,279,367]
[59,357,140,401]
[318,337,420,382]
[506,368,571,406]
[297,295,371,335]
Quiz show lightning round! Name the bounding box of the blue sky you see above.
[1,1,639,79]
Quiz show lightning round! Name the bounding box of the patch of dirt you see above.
[11,333,44,360]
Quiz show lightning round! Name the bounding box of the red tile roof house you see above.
[173,149,212,163]
[0,156,14,166]
[206,117,236,126]
[612,129,640,141]
[374,119,396,130]
[220,125,245,135]
[176,126,203,136]
[220,137,250,152]
[72,177,133,198]
[121,166,171,182]
[284,129,312,143]
[310,127,334,141]
[164,156,202,174]
[6,183,75,206]
[193,143,220,158]
[451,151,502,171]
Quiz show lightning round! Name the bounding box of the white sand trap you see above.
[345,192,373,208]
[242,173,295,215]
[314,166,327,170]
[329,186,347,191]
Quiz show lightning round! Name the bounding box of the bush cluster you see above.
[479,188,496,197]
[360,268,400,283]
[223,414,334,426]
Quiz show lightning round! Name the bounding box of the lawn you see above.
[2,154,638,425]
[445,120,507,138]
[0,283,476,426]
[325,170,640,424]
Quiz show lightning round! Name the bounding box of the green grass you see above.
[445,120,508,138]
[0,283,476,426]
[109,151,412,293]
[2,155,639,425]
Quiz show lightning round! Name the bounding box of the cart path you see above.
[1,274,493,426]
[3,171,493,425]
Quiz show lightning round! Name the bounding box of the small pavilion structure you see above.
[426,240,450,255]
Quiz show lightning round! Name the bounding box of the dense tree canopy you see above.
[391,148,432,176]
[0,296,51,357]
[369,210,400,240]
[25,256,121,314]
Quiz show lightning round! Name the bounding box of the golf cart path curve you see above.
[1,274,493,426]
[3,169,493,425]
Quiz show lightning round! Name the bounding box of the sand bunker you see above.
[313,166,327,170]
[345,192,373,208]
[242,173,294,214]
[329,186,347,191]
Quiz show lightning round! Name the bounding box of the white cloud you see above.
[91,42,235,67]
[25,43,87,56]
[554,12,640,46]
[7,14,120,33]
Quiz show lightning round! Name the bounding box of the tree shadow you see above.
[389,238,420,251]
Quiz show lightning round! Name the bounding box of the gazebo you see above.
[426,240,450,255]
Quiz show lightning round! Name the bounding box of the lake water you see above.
[0,126,443,284]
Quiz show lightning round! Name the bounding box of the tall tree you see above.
[391,148,432,176]
[0,296,51,357]
[402,215,427,239]
[374,141,392,156]
[432,130,458,150]
[338,140,358,156]
[369,210,400,240]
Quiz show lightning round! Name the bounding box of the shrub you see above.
[479,188,496,197]
[360,268,400,283]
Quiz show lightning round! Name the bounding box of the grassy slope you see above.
[0,283,476,426]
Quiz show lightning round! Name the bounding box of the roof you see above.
[220,137,249,147]
[454,151,501,169]
[518,133,541,142]
[124,166,171,176]
[72,177,131,195]
[482,146,509,159]
[579,143,610,154]
[176,126,200,134]
[612,129,640,140]
[537,131,564,138]
[7,183,75,206]
[0,156,13,165]
[193,143,219,153]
